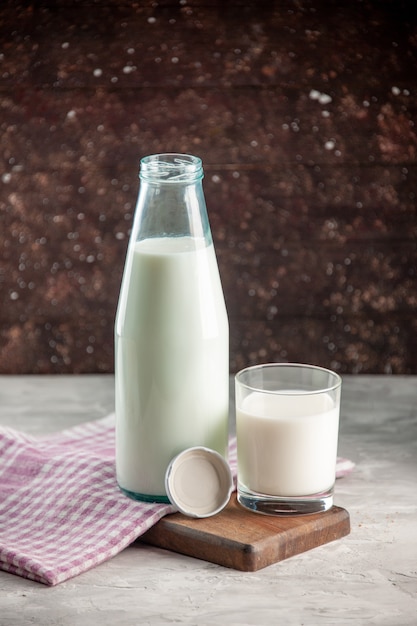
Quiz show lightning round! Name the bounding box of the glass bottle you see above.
[115,153,229,503]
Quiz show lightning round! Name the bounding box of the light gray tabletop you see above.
[0,374,416,626]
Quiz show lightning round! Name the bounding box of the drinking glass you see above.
[235,363,342,515]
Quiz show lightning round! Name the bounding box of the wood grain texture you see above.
[140,493,350,571]
[1,0,416,375]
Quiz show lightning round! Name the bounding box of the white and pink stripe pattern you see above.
[0,415,354,586]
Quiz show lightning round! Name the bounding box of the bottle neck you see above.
[139,153,203,184]
[133,153,211,243]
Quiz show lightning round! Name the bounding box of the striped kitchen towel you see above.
[0,415,354,586]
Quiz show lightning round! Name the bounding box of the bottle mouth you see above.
[140,153,204,183]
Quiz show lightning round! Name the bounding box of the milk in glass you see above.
[237,391,339,496]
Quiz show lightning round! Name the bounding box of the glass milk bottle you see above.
[115,153,229,503]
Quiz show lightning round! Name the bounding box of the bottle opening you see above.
[140,153,203,183]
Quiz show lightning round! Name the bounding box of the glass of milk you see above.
[235,363,342,515]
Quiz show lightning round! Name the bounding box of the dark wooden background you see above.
[1,0,416,375]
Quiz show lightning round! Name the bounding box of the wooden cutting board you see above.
[140,493,350,571]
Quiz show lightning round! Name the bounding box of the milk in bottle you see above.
[115,154,229,502]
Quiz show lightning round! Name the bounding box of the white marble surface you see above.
[0,374,416,626]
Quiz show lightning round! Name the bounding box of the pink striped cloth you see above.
[0,415,354,586]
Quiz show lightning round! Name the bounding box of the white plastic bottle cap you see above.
[165,447,233,518]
